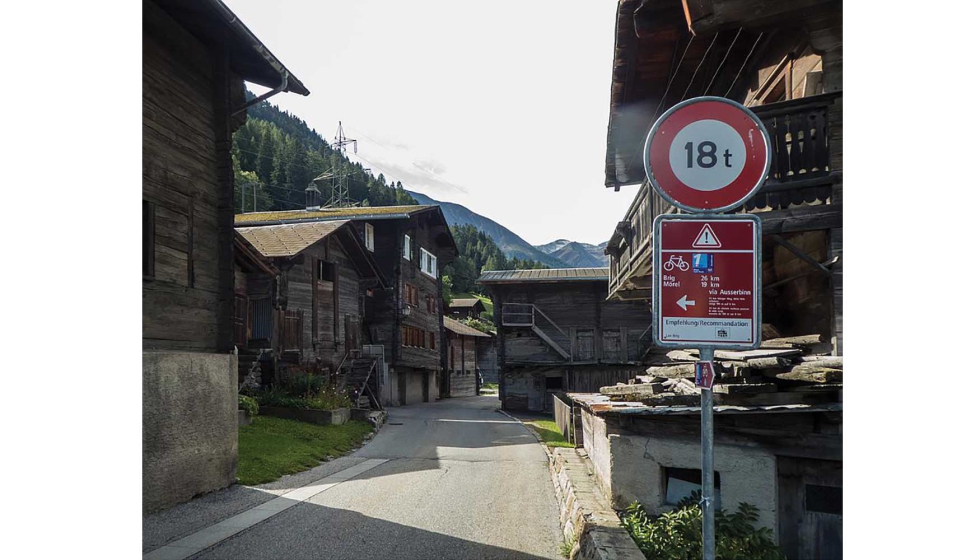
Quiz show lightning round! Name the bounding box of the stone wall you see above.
[582,408,779,533]
[143,351,238,514]
[549,448,645,560]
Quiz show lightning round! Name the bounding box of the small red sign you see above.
[644,97,771,213]
[695,362,715,389]
[656,215,760,348]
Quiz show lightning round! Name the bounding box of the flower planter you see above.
[238,410,253,427]
[260,406,350,426]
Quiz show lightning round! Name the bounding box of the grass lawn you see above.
[237,416,374,486]
[527,419,575,448]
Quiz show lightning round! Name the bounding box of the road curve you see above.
[194,396,564,560]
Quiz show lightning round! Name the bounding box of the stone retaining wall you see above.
[143,351,238,514]
[549,448,645,560]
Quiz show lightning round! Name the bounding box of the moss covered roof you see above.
[235,205,436,225]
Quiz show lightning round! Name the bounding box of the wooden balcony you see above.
[606,91,843,301]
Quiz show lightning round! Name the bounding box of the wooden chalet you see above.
[594,2,844,555]
[234,220,388,405]
[443,317,491,398]
[448,298,487,320]
[604,0,843,354]
[478,268,652,413]
[235,204,458,406]
[143,0,308,512]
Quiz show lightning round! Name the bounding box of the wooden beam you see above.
[685,0,837,35]
[771,234,833,277]
[760,203,843,235]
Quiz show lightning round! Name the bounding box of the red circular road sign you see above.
[644,96,771,213]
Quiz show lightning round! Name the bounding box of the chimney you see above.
[305,183,321,211]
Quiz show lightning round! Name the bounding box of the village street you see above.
[143,396,564,560]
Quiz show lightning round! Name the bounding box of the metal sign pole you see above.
[700,347,715,560]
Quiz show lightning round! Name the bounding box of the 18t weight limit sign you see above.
[645,97,770,213]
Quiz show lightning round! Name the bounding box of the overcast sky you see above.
[226,0,638,246]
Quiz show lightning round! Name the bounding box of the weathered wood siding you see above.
[142,0,242,352]
[278,235,365,371]
[360,212,452,373]
[447,332,478,397]
[493,282,651,366]
[475,337,498,383]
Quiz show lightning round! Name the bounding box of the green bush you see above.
[255,373,351,410]
[238,395,259,418]
[621,495,785,560]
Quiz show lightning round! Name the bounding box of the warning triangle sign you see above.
[692,224,722,248]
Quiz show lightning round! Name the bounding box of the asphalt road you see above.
[191,396,563,560]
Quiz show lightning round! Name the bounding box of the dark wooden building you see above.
[448,298,487,320]
[443,317,491,398]
[474,333,499,385]
[478,268,652,413]
[604,0,842,354]
[235,204,457,406]
[599,1,843,556]
[143,0,308,513]
[234,221,388,401]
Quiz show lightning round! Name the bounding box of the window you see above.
[317,260,335,282]
[403,235,412,260]
[420,247,438,278]
[365,223,375,252]
[401,327,435,351]
[664,467,721,509]
[404,284,419,306]
[805,484,842,515]
[143,200,155,278]
[545,376,564,390]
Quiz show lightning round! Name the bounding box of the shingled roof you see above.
[443,317,491,338]
[477,268,609,284]
[449,298,485,310]
[236,221,349,258]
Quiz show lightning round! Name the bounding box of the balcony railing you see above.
[747,91,841,211]
[606,91,842,300]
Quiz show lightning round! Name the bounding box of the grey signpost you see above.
[643,96,771,560]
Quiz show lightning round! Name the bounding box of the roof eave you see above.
[203,0,310,95]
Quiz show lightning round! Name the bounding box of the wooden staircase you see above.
[344,356,383,410]
[501,303,571,360]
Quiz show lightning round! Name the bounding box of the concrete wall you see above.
[583,409,778,534]
[392,368,437,405]
[143,351,238,514]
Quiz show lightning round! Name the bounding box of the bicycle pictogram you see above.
[663,255,690,272]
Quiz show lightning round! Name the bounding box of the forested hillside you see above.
[407,190,565,267]
[234,95,546,296]
[232,93,416,213]
[443,225,546,295]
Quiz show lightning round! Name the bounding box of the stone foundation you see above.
[549,448,645,560]
[143,351,238,514]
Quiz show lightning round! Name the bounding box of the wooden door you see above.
[233,292,248,348]
[777,457,843,560]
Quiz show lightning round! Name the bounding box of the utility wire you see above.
[725,32,765,98]
[625,35,694,175]
[678,32,719,101]
[704,28,743,95]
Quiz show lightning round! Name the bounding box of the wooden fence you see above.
[553,392,582,447]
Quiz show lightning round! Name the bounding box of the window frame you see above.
[365,223,375,252]
[317,260,335,282]
[420,247,438,279]
[403,234,412,261]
